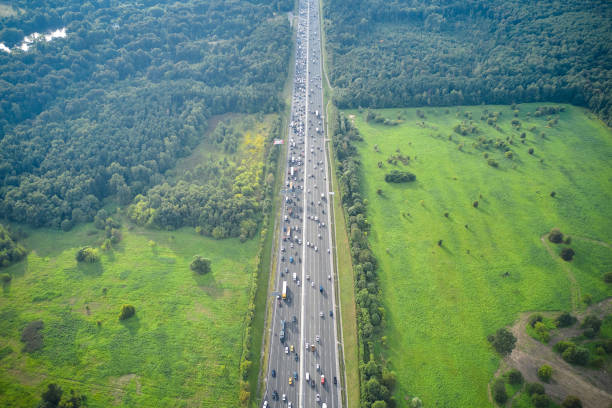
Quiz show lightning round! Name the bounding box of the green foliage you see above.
[190,256,211,275]
[526,382,545,396]
[488,328,517,356]
[582,315,602,334]
[384,170,416,183]
[532,393,551,408]
[118,304,135,321]
[492,378,508,404]
[549,228,564,243]
[561,345,590,365]
[507,369,523,385]
[75,247,99,263]
[324,0,612,126]
[21,320,44,353]
[1,273,11,283]
[560,247,575,261]
[561,396,583,408]
[537,364,552,382]
[0,0,290,229]
[39,383,86,408]
[0,223,26,268]
[556,312,576,327]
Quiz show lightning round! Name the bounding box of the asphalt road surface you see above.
[263,0,341,407]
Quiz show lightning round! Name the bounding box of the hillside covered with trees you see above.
[0,0,291,231]
[323,0,612,125]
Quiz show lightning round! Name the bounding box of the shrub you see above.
[528,147,534,154]
[537,365,552,382]
[582,315,602,333]
[556,312,576,327]
[550,191,556,197]
[190,256,211,274]
[75,247,100,263]
[487,159,499,167]
[554,340,575,353]
[1,273,11,283]
[384,170,416,183]
[583,327,596,338]
[473,200,479,208]
[118,304,135,320]
[507,369,523,385]
[488,328,517,356]
[561,396,582,408]
[562,346,590,365]
[529,313,543,327]
[492,378,507,404]
[526,382,545,395]
[548,228,563,243]
[560,247,575,261]
[532,393,551,408]
[21,320,44,353]
[604,272,612,283]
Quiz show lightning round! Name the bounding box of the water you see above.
[0,27,66,53]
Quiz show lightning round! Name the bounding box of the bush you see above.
[560,247,575,261]
[492,379,507,404]
[384,170,416,183]
[473,200,479,208]
[21,320,44,353]
[488,328,517,356]
[118,304,135,321]
[562,346,590,365]
[537,365,552,382]
[553,340,575,353]
[487,159,499,167]
[528,148,534,154]
[526,382,545,395]
[561,396,582,408]
[532,393,551,408]
[556,312,576,327]
[548,228,564,243]
[1,273,11,283]
[507,369,523,385]
[190,256,211,274]
[529,313,543,327]
[581,315,602,333]
[604,272,612,283]
[75,247,100,263]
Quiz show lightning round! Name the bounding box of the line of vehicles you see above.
[264,0,339,407]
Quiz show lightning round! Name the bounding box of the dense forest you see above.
[323,0,612,126]
[0,0,291,231]
[0,223,26,268]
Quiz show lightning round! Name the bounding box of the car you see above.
[295,353,299,361]
[321,375,325,385]
[319,285,323,293]
[306,342,309,350]
[330,310,333,317]
[290,344,294,352]
[263,401,268,407]
[316,394,320,402]
[282,394,286,401]
[319,311,324,318]
[289,377,293,385]
[316,363,320,372]
[306,371,310,381]
[328,275,331,280]
[285,346,289,354]
[315,335,320,342]
[288,402,292,408]
[333,376,337,385]
[315,246,318,252]
[271,369,276,378]
[273,391,278,400]
[294,371,298,380]
[306,274,310,280]
[311,281,314,287]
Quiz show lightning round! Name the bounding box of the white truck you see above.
[282,281,287,300]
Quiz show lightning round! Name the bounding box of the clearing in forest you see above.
[347,104,612,407]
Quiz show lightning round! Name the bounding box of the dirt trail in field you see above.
[501,299,612,408]
[540,233,580,310]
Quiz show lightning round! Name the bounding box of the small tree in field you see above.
[537,364,552,382]
[488,328,517,356]
[548,228,563,243]
[190,256,211,274]
[507,369,523,385]
[560,247,575,261]
[561,396,582,408]
[118,304,135,320]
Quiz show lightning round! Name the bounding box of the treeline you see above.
[129,118,282,240]
[331,109,397,407]
[0,223,26,268]
[0,0,291,229]
[323,0,612,126]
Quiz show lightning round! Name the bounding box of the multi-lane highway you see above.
[263,0,341,407]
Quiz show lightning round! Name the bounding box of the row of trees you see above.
[0,0,291,229]
[0,223,26,268]
[331,109,396,407]
[323,0,612,126]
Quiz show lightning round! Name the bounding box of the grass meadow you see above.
[347,104,612,407]
[0,115,275,407]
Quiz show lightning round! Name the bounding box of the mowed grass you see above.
[347,104,612,407]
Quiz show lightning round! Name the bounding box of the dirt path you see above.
[574,235,612,249]
[540,233,580,310]
[501,300,612,408]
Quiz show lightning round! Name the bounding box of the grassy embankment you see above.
[0,115,276,407]
[347,104,612,406]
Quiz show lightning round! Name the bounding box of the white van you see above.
[305,372,310,382]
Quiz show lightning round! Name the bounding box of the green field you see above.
[0,115,276,407]
[347,104,612,406]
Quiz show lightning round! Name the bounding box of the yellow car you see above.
[289,377,293,385]
[290,345,294,352]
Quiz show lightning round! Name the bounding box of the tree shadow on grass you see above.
[192,272,220,298]
[120,315,141,335]
[76,261,103,277]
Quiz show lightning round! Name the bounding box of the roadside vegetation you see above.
[344,104,612,406]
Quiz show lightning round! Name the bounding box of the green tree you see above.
[118,304,135,321]
[561,396,582,408]
[492,378,507,404]
[40,383,62,408]
[488,328,516,356]
[75,247,100,263]
[190,256,211,274]
[507,369,523,385]
[537,364,552,382]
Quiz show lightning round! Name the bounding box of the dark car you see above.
[333,376,337,385]
[271,369,276,378]
[329,310,333,317]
